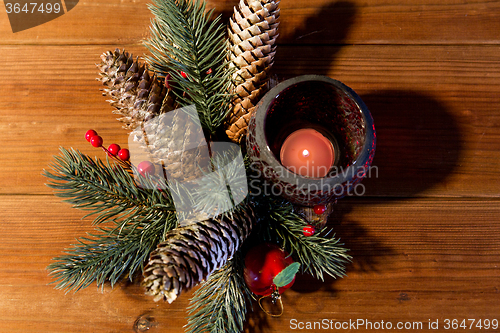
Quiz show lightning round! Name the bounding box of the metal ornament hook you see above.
[258,289,284,317]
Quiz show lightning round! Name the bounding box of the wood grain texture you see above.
[0,0,499,331]
[1,0,500,45]
[0,196,498,332]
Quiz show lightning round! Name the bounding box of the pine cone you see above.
[130,105,210,183]
[97,49,177,130]
[143,205,256,303]
[226,0,280,143]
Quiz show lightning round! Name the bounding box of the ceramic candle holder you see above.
[246,75,376,207]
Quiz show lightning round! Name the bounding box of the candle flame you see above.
[302,149,310,158]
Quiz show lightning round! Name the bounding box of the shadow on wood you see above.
[286,0,357,45]
[360,90,463,197]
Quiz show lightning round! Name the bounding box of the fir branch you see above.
[191,145,249,219]
[186,252,252,333]
[258,198,351,281]
[43,147,179,291]
[43,147,176,225]
[145,0,234,134]
[48,211,176,292]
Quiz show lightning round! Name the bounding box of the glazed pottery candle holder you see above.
[246,75,376,224]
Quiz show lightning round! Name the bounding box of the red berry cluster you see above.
[85,129,130,161]
[85,130,160,180]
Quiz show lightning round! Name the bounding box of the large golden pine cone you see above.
[226,0,280,143]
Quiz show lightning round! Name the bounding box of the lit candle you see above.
[279,128,335,178]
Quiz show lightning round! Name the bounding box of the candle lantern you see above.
[246,75,376,225]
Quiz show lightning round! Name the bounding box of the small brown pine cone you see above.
[97,49,177,130]
[226,0,280,143]
[143,205,255,303]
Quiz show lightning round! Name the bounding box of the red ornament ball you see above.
[85,129,97,142]
[90,135,103,148]
[118,148,130,161]
[313,204,327,215]
[137,161,155,177]
[302,225,315,237]
[180,71,188,79]
[107,144,121,156]
[243,243,296,297]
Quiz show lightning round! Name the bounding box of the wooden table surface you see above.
[1,0,499,332]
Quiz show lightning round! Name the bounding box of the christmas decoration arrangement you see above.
[43,0,375,332]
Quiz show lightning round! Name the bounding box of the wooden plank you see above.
[1,0,500,45]
[0,195,498,331]
[0,0,152,45]
[0,44,499,197]
[0,45,144,195]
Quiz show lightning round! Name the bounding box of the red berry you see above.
[313,204,327,215]
[206,68,212,75]
[303,225,315,237]
[90,135,103,148]
[85,129,97,142]
[107,144,121,156]
[118,148,130,161]
[137,161,155,177]
[244,243,296,297]
[165,73,174,90]
[180,71,188,79]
